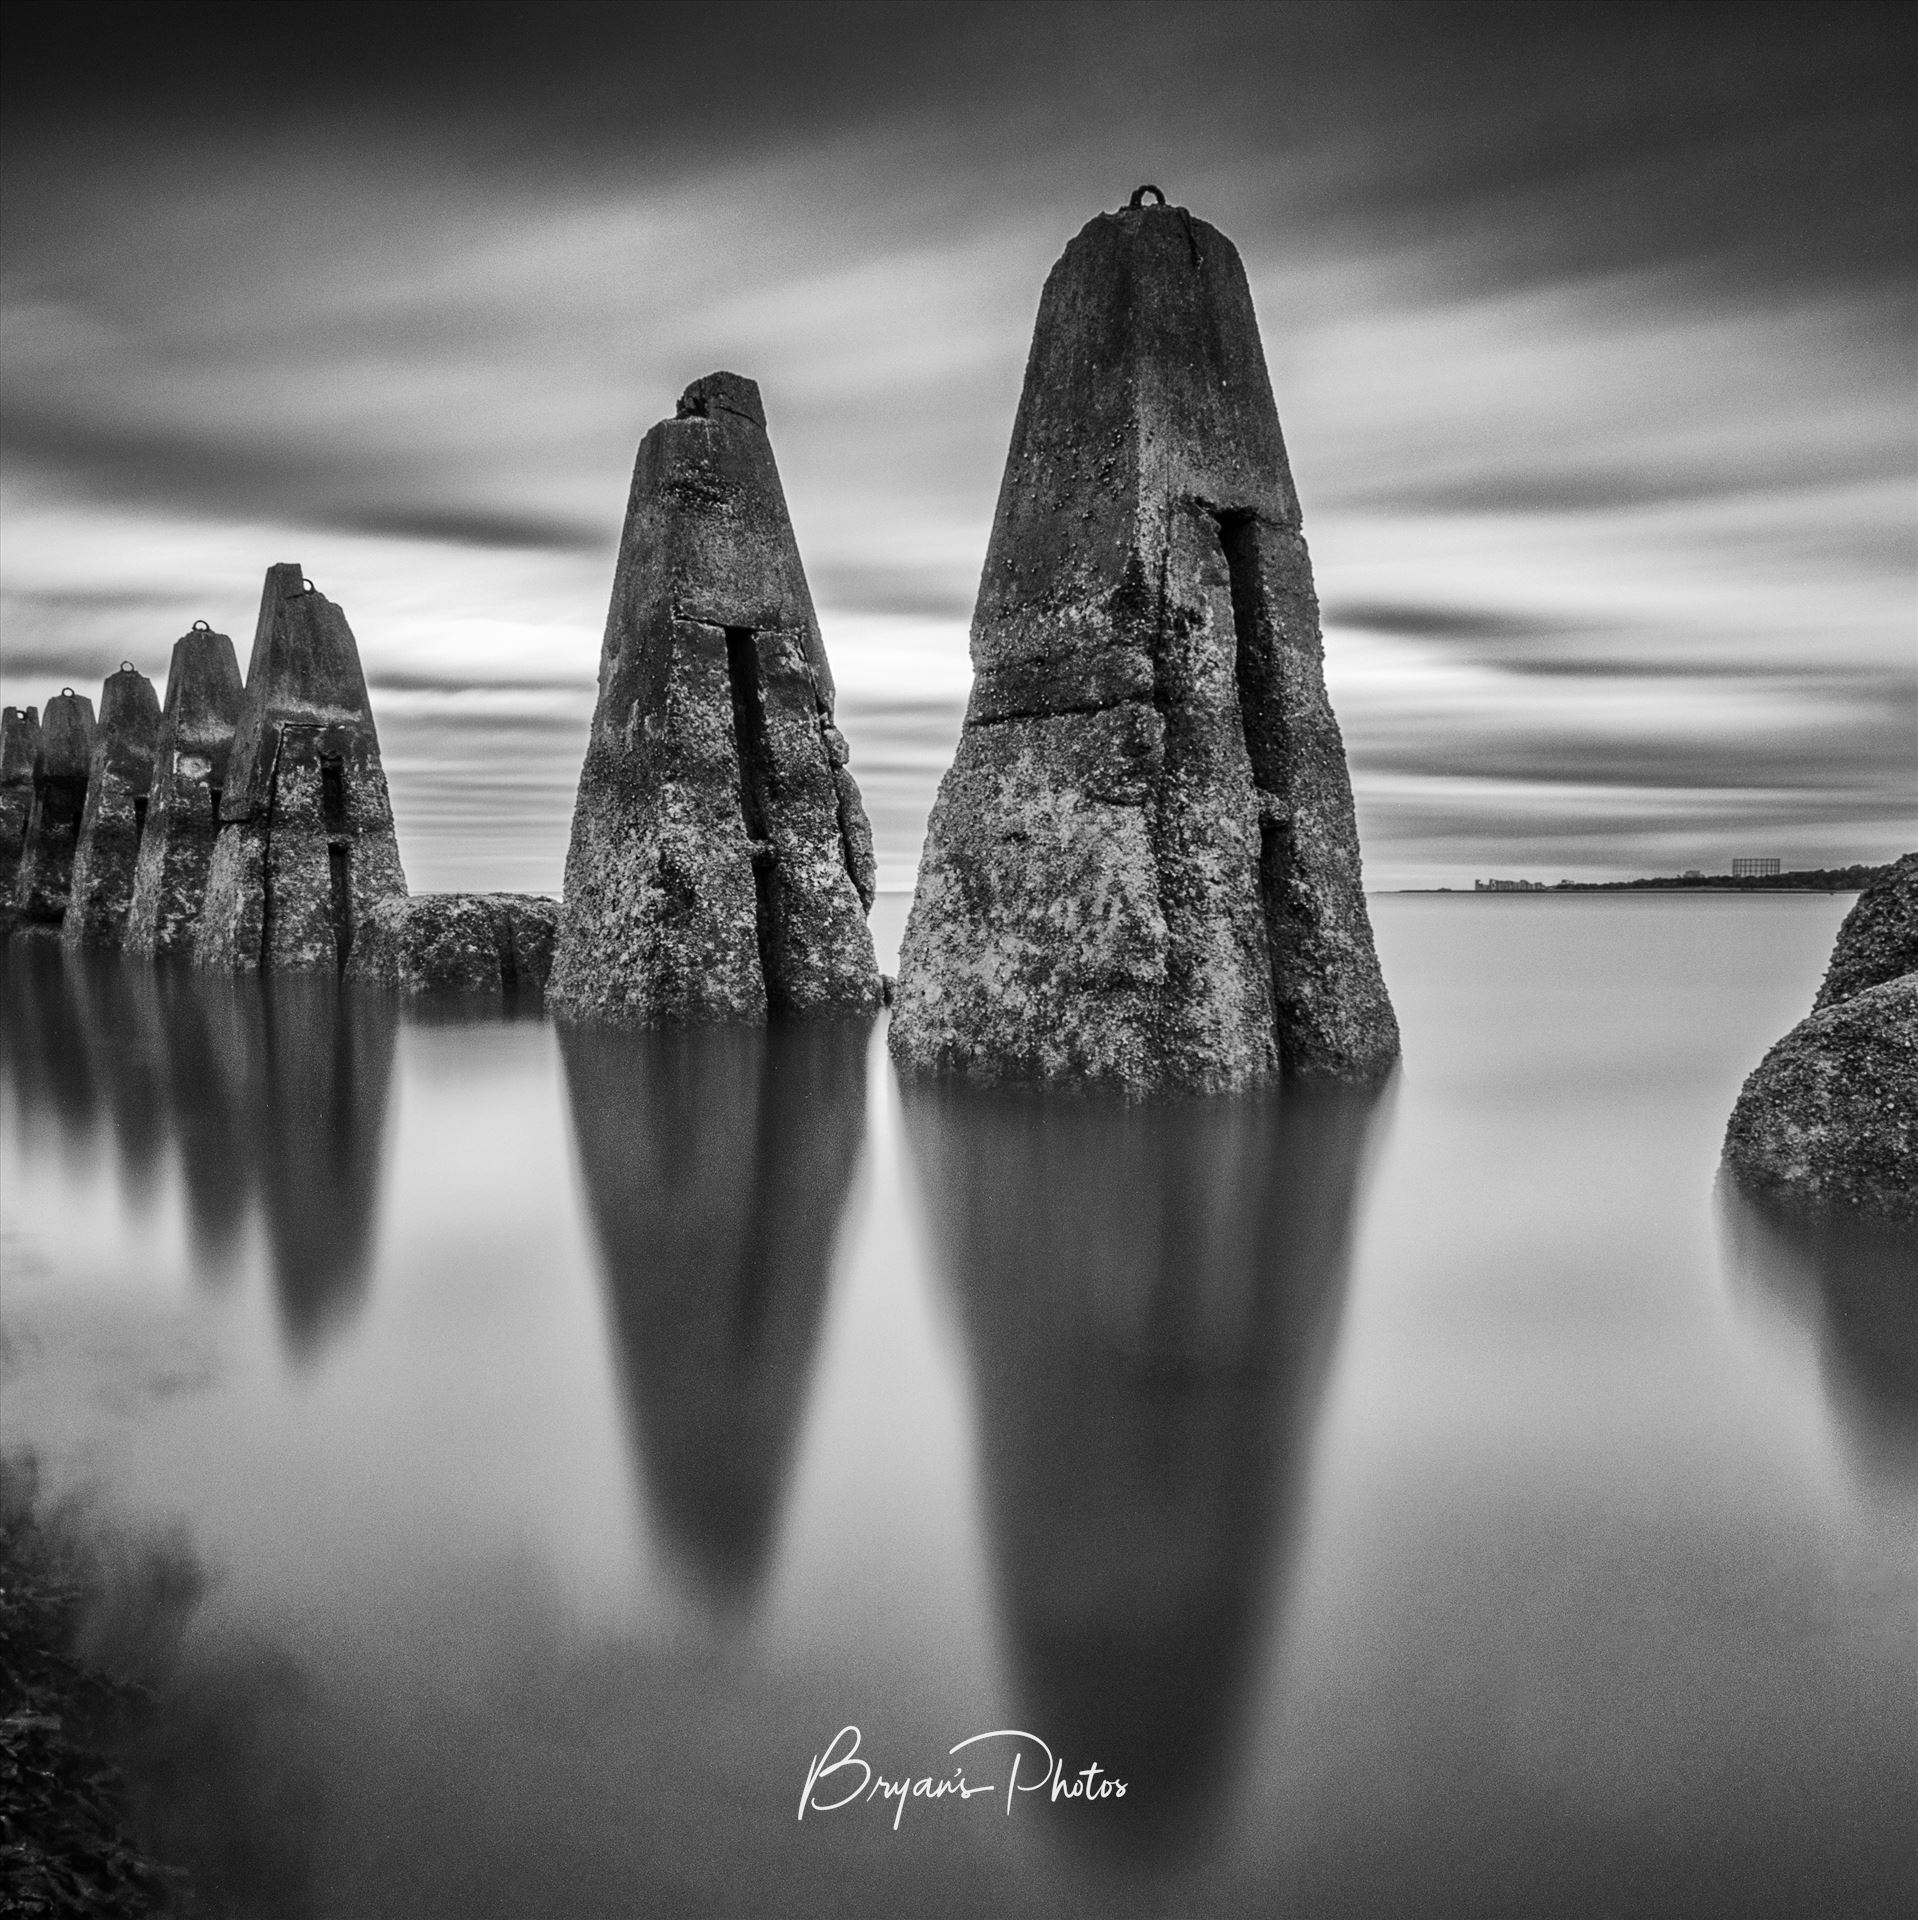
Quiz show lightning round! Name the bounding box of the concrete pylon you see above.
[891,192,1399,1092]
[0,705,40,903]
[62,663,162,949]
[548,372,881,1024]
[9,689,96,928]
[197,565,407,972]
[125,623,246,957]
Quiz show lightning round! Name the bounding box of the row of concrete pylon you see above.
[1,562,408,968]
[7,193,1401,1088]
[538,195,1401,1089]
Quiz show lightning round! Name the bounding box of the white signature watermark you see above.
[797,1725,1128,1831]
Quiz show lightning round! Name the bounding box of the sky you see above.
[2,0,1912,891]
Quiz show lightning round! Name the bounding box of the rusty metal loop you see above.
[192,619,211,632]
[1128,184,1166,208]
[302,578,315,594]
[120,660,136,673]
[60,686,75,696]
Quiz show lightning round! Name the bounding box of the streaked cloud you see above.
[2,2,1910,891]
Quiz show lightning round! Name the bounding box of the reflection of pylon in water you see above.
[63,664,162,951]
[904,1074,1389,1857]
[560,1020,872,1615]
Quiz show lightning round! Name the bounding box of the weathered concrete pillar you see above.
[891,193,1399,1092]
[62,664,162,949]
[547,372,881,1024]
[125,622,245,956]
[197,565,407,972]
[9,689,96,928]
[150,965,256,1270]
[0,705,40,904]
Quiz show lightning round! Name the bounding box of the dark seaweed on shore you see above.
[0,1452,191,1918]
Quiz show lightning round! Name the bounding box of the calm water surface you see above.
[2,896,1914,1918]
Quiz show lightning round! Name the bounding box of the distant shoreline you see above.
[1395,864,1886,896]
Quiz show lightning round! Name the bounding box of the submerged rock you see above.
[1725,853,1916,1223]
[0,705,39,904]
[61,664,162,950]
[891,193,1397,1093]
[9,690,96,928]
[124,623,245,957]
[344,892,559,994]
[547,371,881,1025]
[197,565,408,972]
[1814,853,1918,1011]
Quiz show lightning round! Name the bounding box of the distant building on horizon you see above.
[1732,857,1782,878]
[1475,878,1549,892]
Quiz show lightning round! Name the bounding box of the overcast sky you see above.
[3,0,1912,889]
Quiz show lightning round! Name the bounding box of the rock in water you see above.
[124,623,245,957]
[891,194,1398,1093]
[547,372,881,1024]
[344,892,559,994]
[1725,977,1917,1222]
[197,565,408,972]
[61,664,162,949]
[9,689,96,928]
[0,705,40,903]
[1814,852,1918,1011]
[1725,851,1917,1223]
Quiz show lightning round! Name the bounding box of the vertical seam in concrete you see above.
[724,627,783,1011]
[1217,509,1292,1059]
[259,724,282,966]
[322,748,351,973]
[828,727,863,893]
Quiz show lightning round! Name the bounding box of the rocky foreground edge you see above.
[1723,852,1917,1223]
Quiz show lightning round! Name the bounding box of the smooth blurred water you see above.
[2,895,1914,1919]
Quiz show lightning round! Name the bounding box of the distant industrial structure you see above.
[1446,859,1882,896]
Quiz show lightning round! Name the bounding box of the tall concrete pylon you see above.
[62,663,162,949]
[0,706,41,903]
[125,622,246,957]
[891,191,1399,1092]
[197,565,407,972]
[548,372,881,1024]
[9,689,96,929]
